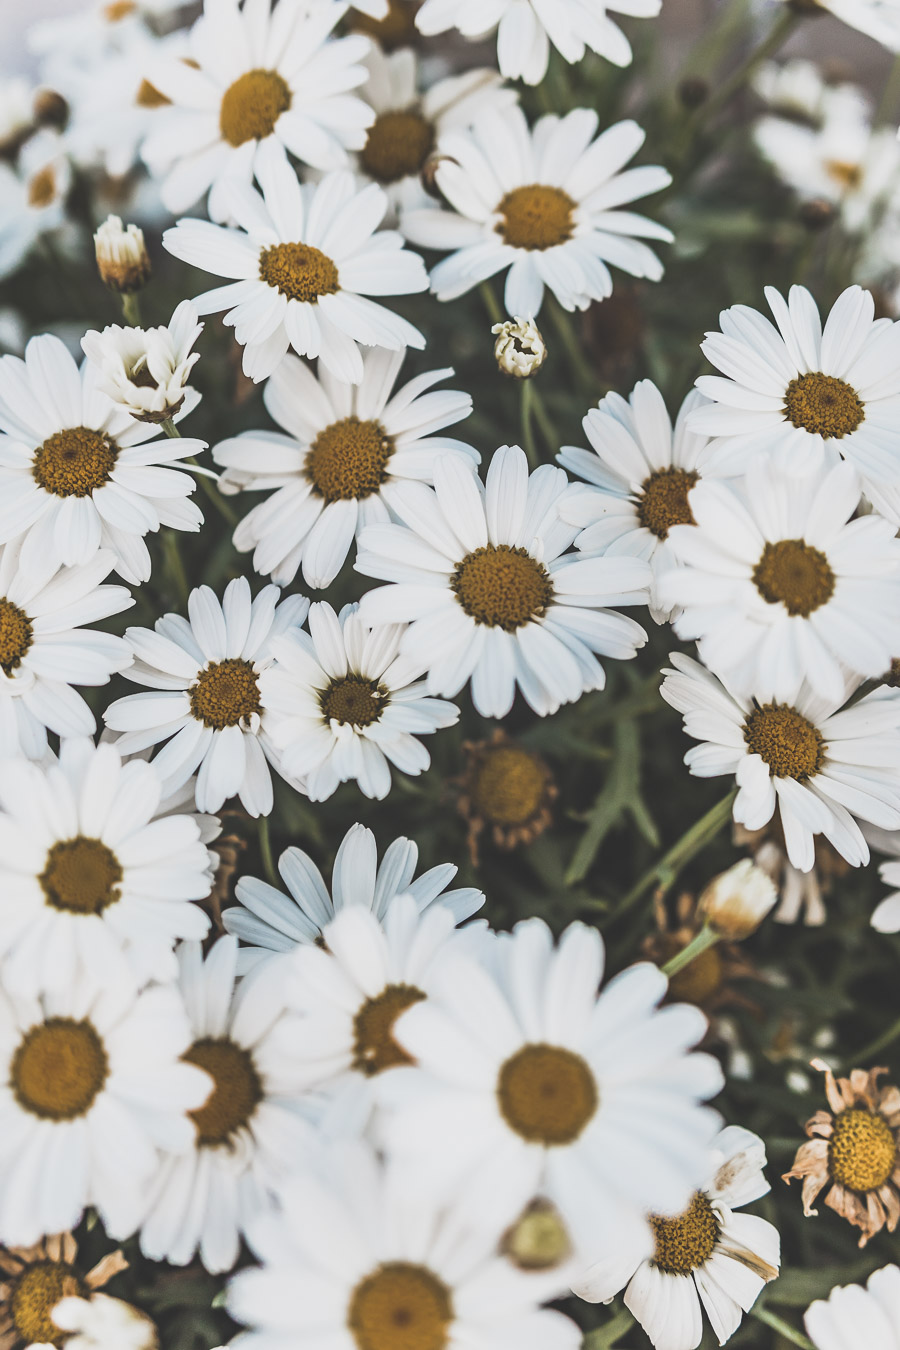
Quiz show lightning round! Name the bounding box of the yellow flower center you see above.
[651,1192,719,1275]
[39,837,123,915]
[825,160,863,191]
[258,242,340,304]
[829,1108,897,1193]
[497,185,576,251]
[33,426,119,498]
[784,372,865,440]
[497,1043,598,1145]
[219,68,292,147]
[0,597,33,675]
[136,79,171,109]
[11,1261,87,1348]
[306,417,394,502]
[349,0,420,51]
[451,545,554,631]
[352,985,426,1077]
[103,0,135,19]
[190,658,261,730]
[320,674,388,728]
[638,468,698,540]
[361,110,435,184]
[183,1037,263,1146]
[753,539,835,617]
[28,166,58,209]
[348,1262,452,1350]
[12,1018,109,1120]
[471,744,548,826]
[502,1199,572,1271]
[743,702,824,779]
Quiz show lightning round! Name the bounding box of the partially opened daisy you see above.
[778,0,900,53]
[805,1265,900,1350]
[163,144,427,384]
[0,1231,127,1350]
[213,348,478,588]
[141,0,373,218]
[0,333,205,587]
[356,445,651,719]
[689,285,900,523]
[573,1125,780,1350]
[661,653,900,872]
[81,300,203,425]
[402,106,672,316]
[104,577,309,817]
[223,820,484,973]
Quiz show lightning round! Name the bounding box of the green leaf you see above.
[566,721,659,885]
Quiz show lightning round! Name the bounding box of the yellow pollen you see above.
[349,0,421,50]
[361,110,435,184]
[743,702,824,779]
[321,674,388,728]
[190,659,261,730]
[348,1262,452,1350]
[472,745,548,826]
[753,538,835,616]
[306,417,393,502]
[39,837,123,915]
[183,1037,263,1146]
[451,545,554,631]
[638,468,698,539]
[784,372,865,439]
[259,241,340,303]
[136,78,171,109]
[825,159,863,191]
[11,1261,87,1347]
[12,1018,109,1121]
[651,1192,719,1275]
[497,185,576,251]
[829,1108,897,1193]
[27,166,57,209]
[33,426,118,498]
[497,1043,598,1145]
[219,68,292,147]
[0,597,33,675]
[352,985,426,1077]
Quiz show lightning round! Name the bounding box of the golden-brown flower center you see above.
[825,159,863,191]
[753,539,835,616]
[103,0,135,20]
[258,242,340,303]
[11,1261,87,1348]
[190,658,261,730]
[348,1262,452,1350]
[305,417,394,502]
[497,1043,598,1145]
[320,674,388,728]
[829,1108,897,1194]
[497,185,576,251]
[743,702,824,779]
[361,110,435,184]
[638,468,698,540]
[183,1037,263,1145]
[651,1192,719,1275]
[352,984,426,1077]
[39,836,123,915]
[219,68,292,147]
[28,166,58,209]
[33,426,118,498]
[784,372,865,439]
[136,78,171,109]
[451,545,554,631]
[349,0,421,50]
[472,745,548,826]
[0,597,33,675]
[12,1018,109,1121]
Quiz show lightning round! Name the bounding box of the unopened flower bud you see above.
[94,215,151,294]
[492,316,547,379]
[81,299,202,424]
[699,858,777,940]
[798,198,835,232]
[502,1199,571,1271]
[52,1294,159,1350]
[33,87,69,130]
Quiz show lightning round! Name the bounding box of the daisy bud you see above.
[502,1199,572,1271]
[33,87,68,131]
[51,1294,159,1350]
[93,215,151,295]
[81,300,202,424]
[699,859,778,940]
[492,317,547,379]
[798,198,836,231]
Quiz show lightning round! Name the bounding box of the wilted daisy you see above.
[0,1232,126,1350]
[0,738,213,997]
[558,382,712,624]
[661,653,900,872]
[0,975,209,1245]
[0,130,71,281]
[402,106,672,316]
[81,300,202,425]
[356,445,651,719]
[141,0,373,218]
[163,144,427,384]
[213,348,477,588]
[104,577,310,817]
[805,1264,900,1350]
[51,1293,159,1350]
[689,285,900,524]
[456,729,557,864]
[573,1125,780,1350]
[223,820,484,972]
[779,0,900,52]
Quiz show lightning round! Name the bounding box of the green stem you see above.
[750,1306,815,1349]
[689,8,800,132]
[614,788,737,919]
[582,1308,635,1350]
[847,1013,900,1067]
[161,417,238,528]
[257,814,279,889]
[545,296,595,394]
[521,380,539,468]
[480,279,504,326]
[531,384,557,457]
[662,925,720,979]
[876,52,900,126]
[162,529,189,608]
[121,292,142,326]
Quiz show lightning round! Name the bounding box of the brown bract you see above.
[0,1233,127,1349]
[455,730,557,865]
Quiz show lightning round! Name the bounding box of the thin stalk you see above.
[480,279,504,326]
[163,530,189,608]
[161,417,238,528]
[121,292,142,326]
[520,380,539,467]
[257,813,279,889]
[750,1306,815,1349]
[662,925,720,979]
[531,383,558,457]
[545,296,595,394]
[876,52,900,126]
[689,8,799,132]
[613,789,737,919]
[847,1013,900,1067]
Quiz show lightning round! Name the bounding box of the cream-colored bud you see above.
[699,858,778,940]
[492,316,547,379]
[94,215,151,294]
[502,1198,571,1271]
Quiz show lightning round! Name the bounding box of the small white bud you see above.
[699,858,778,940]
[492,316,547,379]
[94,215,151,294]
[81,300,202,424]
[52,1294,159,1350]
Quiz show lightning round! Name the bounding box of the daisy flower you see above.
[661,653,900,872]
[688,284,900,524]
[103,577,310,817]
[141,0,373,218]
[778,0,900,53]
[81,300,203,426]
[223,820,484,973]
[557,381,713,624]
[227,1138,581,1350]
[138,937,320,1275]
[356,444,651,719]
[163,143,427,384]
[414,0,662,85]
[805,1265,900,1350]
[213,347,478,589]
[0,1231,126,1350]
[378,918,724,1266]
[0,973,210,1245]
[402,106,672,316]
[261,601,459,801]
[0,738,213,997]
[0,541,133,761]
[573,1125,780,1350]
